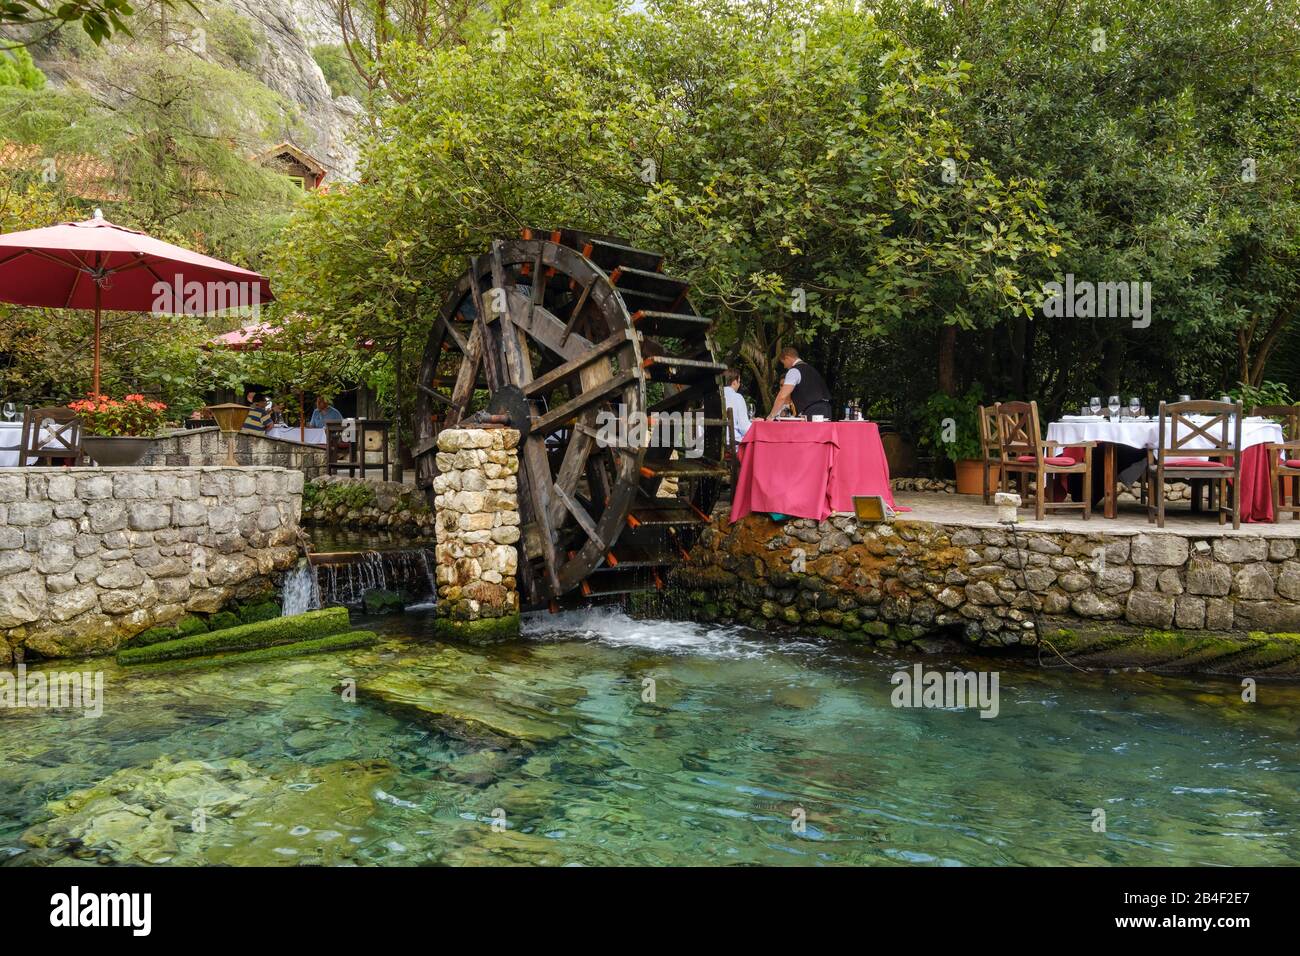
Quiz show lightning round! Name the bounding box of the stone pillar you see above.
[431,427,521,642]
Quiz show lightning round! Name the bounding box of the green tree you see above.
[273,0,1057,418]
[0,0,179,45]
[0,47,44,88]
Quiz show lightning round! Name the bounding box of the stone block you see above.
[1131,534,1189,566]
[1126,591,1175,628]
[1212,537,1267,564]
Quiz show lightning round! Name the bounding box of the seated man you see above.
[242,392,270,433]
[723,367,752,442]
[309,395,344,429]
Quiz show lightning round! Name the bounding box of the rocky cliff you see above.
[26,0,361,182]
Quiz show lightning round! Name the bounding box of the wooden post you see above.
[393,333,405,484]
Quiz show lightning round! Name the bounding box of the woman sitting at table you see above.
[766,347,832,420]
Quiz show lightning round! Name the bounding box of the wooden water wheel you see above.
[413,228,729,609]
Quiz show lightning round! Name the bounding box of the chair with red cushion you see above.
[995,400,1094,520]
[1144,400,1241,528]
[1253,404,1300,521]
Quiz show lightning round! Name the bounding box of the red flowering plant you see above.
[67,394,169,438]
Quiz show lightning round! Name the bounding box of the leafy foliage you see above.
[0,47,44,88]
[0,0,164,45]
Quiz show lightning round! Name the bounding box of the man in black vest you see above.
[766,346,833,420]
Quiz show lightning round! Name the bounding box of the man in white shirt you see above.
[723,367,752,442]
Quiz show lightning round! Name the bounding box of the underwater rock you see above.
[357,647,576,747]
[362,589,405,615]
[21,756,395,866]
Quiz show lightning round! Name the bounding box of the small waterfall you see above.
[305,547,437,609]
[282,560,322,616]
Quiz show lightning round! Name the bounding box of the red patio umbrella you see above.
[0,209,274,394]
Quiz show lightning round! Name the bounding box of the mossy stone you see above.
[130,632,378,672]
[175,614,209,637]
[362,589,405,615]
[208,611,240,632]
[118,608,352,665]
[432,613,520,645]
[236,601,280,625]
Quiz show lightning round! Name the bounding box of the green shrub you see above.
[118,607,351,665]
[311,44,366,100]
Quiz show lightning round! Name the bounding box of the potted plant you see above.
[918,386,989,496]
[68,393,169,466]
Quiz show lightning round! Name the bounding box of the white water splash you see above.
[522,606,773,659]
[281,560,321,616]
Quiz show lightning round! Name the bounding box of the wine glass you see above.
[1089,396,1102,416]
[1128,396,1141,419]
[1,402,15,422]
[1108,395,1121,419]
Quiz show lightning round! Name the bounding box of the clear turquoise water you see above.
[2,608,1297,866]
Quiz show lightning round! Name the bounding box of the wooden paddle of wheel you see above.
[413,229,729,609]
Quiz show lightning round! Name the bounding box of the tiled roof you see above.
[0,141,129,201]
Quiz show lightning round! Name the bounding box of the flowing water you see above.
[282,550,437,613]
[1,608,1297,866]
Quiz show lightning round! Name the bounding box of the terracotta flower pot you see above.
[953,458,989,496]
[82,436,155,467]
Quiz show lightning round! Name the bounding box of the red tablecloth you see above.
[730,420,898,522]
[1239,445,1274,523]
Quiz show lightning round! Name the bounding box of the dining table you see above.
[0,420,21,467]
[1045,414,1285,521]
[730,419,901,522]
[265,424,328,446]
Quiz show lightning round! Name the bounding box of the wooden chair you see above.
[977,404,1001,505]
[1253,403,1300,521]
[19,407,81,466]
[995,400,1093,520]
[326,419,391,481]
[723,406,741,472]
[1144,400,1242,529]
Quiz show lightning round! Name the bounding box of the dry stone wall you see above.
[143,427,327,477]
[0,466,303,662]
[431,428,521,641]
[677,510,1300,676]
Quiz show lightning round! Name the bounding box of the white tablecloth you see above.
[1046,416,1284,453]
[0,422,21,467]
[265,424,328,446]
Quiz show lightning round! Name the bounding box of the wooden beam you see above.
[523,331,631,397]
[417,382,458,408]
[532,369,639,436]
[438,312,469,353]
[561,278,594,346]
[553,483,603,546]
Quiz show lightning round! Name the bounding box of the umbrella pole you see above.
[92,280,102,396]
